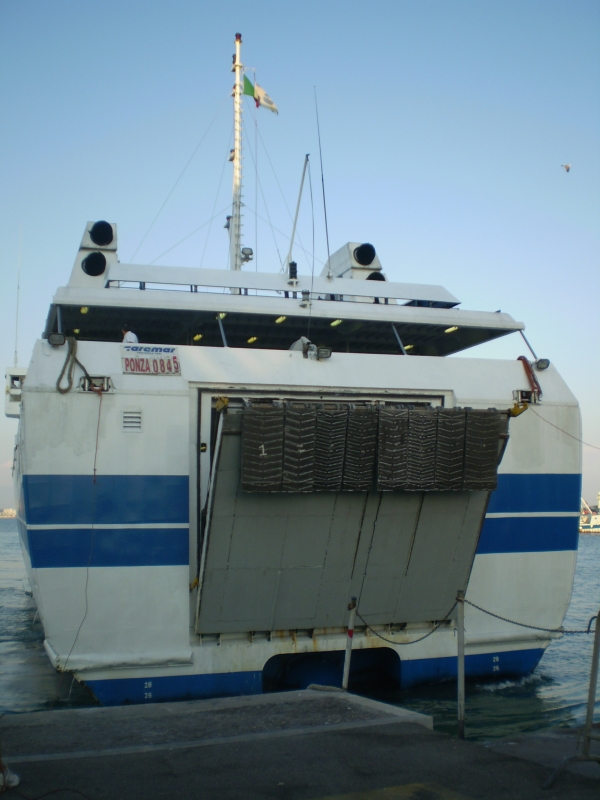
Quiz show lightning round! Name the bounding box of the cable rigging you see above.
[129,97,229,262]
[314,88,332,277]
[199,131,234,269]
[149,203,232,265]
[255,126,313,273]
[243,127,284,267]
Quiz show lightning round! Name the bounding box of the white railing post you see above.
[457,590,466,739]
[582,608,600,757]
[342,597,357,691]
[544,609,600,788]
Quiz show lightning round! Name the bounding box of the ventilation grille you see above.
[123,411,142,431]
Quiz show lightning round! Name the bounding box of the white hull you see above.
[14,341,581,704]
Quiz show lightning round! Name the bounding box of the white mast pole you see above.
[284,154,309,271]
[230,32,243,271]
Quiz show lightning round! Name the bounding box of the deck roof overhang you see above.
[47,282,523,358]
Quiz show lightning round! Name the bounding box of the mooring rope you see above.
[356,603,457,646]
[56,337,93,394]
[354,598,597,646]
[463,598,597,636]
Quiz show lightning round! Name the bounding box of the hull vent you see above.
[123,411,142,431]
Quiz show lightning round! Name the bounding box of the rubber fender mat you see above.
[435,408,467,490]
[283,404,317,492]
[241,406,284,491]
[463,409,503,490]
[377,407,409,490]
[405,408,437,490]
[314,406,348,491]
[343,406,379,491]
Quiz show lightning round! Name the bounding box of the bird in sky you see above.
[561,164,571,173]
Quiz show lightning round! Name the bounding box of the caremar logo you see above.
[123,346,176,353]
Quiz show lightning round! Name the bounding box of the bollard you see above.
[342,597,357,691]
[457,590,465,739]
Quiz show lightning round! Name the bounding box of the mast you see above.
[230,32,243,271]
[284,154,309,276]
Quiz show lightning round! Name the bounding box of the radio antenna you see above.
[14,224,22,366]
[314,88,332,279]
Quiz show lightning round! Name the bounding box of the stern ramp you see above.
[196,402,507,634]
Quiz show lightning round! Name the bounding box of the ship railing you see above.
[105,279,410,306]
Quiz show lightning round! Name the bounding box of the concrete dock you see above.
[1,689,598,799]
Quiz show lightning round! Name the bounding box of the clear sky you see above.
[1,0,598,507]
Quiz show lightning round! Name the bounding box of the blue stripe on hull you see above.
[28,528,189,568]
[85,670,263,706]
[477,516,579,554]
[19,473,582,561]
[81,649,544,706]
[488,474,581,514]
[21,473,579,525]
[22,475,189,525]
[398,648,545,689]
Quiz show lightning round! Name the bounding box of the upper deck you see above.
[43,222,524,357]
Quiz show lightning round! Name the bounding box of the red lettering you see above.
[126,354,181,374]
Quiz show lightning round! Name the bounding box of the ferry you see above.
[580,494,600,534]
[5,35,581,705]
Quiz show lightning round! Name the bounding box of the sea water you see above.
[1,517,599,739]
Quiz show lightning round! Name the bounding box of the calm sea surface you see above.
[1,517,599,739]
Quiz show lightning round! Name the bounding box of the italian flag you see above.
[243,75,278,114]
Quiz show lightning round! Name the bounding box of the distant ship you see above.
[0,508,16,518]
[580,493,600,534]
